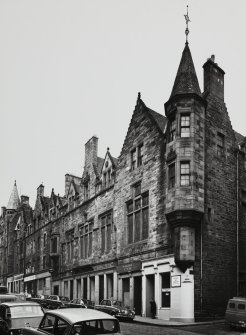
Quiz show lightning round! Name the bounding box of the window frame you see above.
[126,187,149,244]
[131,143,144,171]
[168,163,175,189]
[217,132,225,156]
[160,272,171,308]
[100,212,113,253]
[180,161,190,186]
[180,114,190,138]
[80,220,93,259]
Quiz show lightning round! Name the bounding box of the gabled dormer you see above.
[67,179,80,210]
[101,148,117,190]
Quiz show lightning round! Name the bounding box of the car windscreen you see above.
[73,319,119,334]
[9,305,44,318]
[112,301,122,307]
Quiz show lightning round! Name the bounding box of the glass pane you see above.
[162,272,171,288]
[127,202,133,213]
[162,291,171,308]
[107,224,112,250]
[128,215,133,244]
[142,207,149,240]
[135,211,141,242]
[135,198,141,210]
[142,193,149,207]
[101,227,105,252]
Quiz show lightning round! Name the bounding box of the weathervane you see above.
[184,5,190,43]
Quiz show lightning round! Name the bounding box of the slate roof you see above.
[7,181,20,210]
[146,108,166,133]
[170,43,201,98]
[234,130,246,145]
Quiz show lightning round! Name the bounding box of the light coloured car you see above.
[0,301,44,335]
[21,307,121,335]
[225,296,246,330]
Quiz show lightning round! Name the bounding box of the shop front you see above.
[141,256,194,322]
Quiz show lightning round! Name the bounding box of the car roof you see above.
[45,308,116,324]
[229,297,246,302]
[1,301,40,307]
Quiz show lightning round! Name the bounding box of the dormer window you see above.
[84,182,89,200]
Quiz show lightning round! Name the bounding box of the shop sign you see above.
[117,261,141,274]
[171,275,181,287]
[36,272,51,280]
[24,275,37,282]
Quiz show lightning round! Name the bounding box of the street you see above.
[120,321,246,335]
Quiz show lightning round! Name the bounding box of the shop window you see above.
[180,114,190,138]
[217,132,225,156]
[168,163,175,189]
[180,162,190,186]
[100,212,112,253]
[127,188,149,244]
[80,220,93,259]
[161,272,171,308]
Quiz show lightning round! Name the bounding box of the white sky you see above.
[0,0,245,208]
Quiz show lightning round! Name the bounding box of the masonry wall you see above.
[114,103,169,263]
[202,94,237,315]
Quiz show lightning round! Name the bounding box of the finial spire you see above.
[184,5,190,44]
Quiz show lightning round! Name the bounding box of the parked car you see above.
[68,298,95,309]
[94,299,135,321]
[42,295,70,309]
[225,296,246,330]
[67,298,86,308]
[0,301,44,335]
[0,286,8,294]
[21,307,121,335]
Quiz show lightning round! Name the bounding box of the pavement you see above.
[133,315,225,327]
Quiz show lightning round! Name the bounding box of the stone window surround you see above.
[180,161,190,186]
[130,143,144,171]
[126,185,149,244]
[80,220,93,259]
[99,211,113,254]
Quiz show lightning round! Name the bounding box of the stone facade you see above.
[0,41,246,322]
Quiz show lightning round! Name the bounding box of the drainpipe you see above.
[236,146,239,297]
[236,142,245,296]
[200,217,203,313]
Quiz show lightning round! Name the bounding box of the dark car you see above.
[0,286,8,294]
[94,299,135,321]
[21,307,121,335]
[42,295,70,309]
[68,298,95,309]
[0,301,44,335]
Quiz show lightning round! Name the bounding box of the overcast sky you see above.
[0,0,245,208]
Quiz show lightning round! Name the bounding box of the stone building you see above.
[0,38,246,322]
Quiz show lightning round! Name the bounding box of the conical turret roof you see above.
[7,181,20,210]
[170,43,201,98]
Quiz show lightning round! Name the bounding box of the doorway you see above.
[146,274,155,317]
[134,276,142,315]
